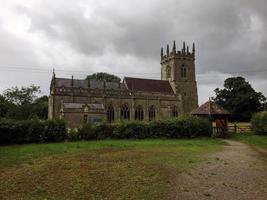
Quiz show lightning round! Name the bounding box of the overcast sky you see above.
[0,0,266,104]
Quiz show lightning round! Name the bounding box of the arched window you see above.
[171,106,179,117]
[107,104,115,123]
[166,66,171,79]
[121,104,130,120]
[135,105,144,121]
[181,64,187,78]
[149,105,156,121]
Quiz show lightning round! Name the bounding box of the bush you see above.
[94,122,114,140]
[67,128,81,141]
[43,119,66,142]
[0,118,66,145]
[149,116,212,139]
[251,111,267,135]
[77,123,96,140]
[0,116,212,145]
[113,121,149,139]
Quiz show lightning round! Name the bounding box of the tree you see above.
[213,77,266,121]
[3,85,40,106]
[85,72,121,82]
[0,95,10,118]
[1,85,48,120]
[30,96,48,119]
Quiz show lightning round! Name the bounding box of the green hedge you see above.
[251,111,267,135]
[72,116,212,140]
[0,119,66,145]
[0,116,212,145]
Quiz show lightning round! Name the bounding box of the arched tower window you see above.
[121,103,130,120]
[171,106,179,117]
[181,64,187,78]
[166,66,171,79]
[149,105,156,121]
[107,104,115,123]
[135,105,144,121]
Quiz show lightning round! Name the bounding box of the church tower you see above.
[161,41,198,114]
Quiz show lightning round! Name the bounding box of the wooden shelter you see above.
[191,99,230,137]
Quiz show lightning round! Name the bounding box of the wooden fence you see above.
[227,124,252,133]
[212,123,252,136]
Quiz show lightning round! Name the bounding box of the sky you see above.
[0,0,266,104]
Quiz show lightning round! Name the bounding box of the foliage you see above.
[76,116,212,140]
[85,72,121,82]
[94,122,114,139]
[113,121,149,139]
[30,96,48,119]
[213,77,266,121]
[3,85,41,106]
[66,128,81,141]
[0,119,66,145]
[77,123,96,140]
[251,111,267,135]
[0,85,48,120]
[0,115,212,145]
[149,116,212,138]
[0,95,11,118]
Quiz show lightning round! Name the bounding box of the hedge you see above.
[0,116,212,145]
[0,119,66,145]
[251,111,267,135]
[72,116,212,140]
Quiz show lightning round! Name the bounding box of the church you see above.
[48,41,198,128]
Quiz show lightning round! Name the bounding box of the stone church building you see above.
[48,41,198,128]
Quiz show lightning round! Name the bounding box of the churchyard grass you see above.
[0,138,224,200]
[231,132,267,149]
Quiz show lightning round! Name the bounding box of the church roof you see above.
[191,100,230,116]
[123,77,174,94]
[53,77,175,94]
[54,78,123,90]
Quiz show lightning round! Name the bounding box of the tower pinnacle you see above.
[172,40,176,53]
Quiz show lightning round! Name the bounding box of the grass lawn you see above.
[231,133,267,149]
[0,138,224,200]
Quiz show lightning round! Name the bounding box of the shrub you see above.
[113,121,149,139]
[94,122,114,140]
[42,119,66,142]
[149,116,212,138]
[67,128,81,141]
[77,123,96,140]
[251,111,267,135]
[0,118,66,145]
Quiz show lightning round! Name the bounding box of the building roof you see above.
[123,77,174,94]
[54,78,123,90]
[53,76,175,94]
[191,100,230,115]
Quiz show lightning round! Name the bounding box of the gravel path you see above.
[172,140,267,200]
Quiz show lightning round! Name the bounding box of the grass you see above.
[0,138,224,200]
[231,133,267,149]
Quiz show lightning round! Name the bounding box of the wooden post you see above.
[234,123,237,133]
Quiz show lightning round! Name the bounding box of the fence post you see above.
[234,123,237,133]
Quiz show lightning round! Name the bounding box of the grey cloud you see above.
[0,0,267,100]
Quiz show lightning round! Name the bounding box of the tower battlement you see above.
[161,41,195,63]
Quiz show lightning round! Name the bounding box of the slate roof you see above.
[123,77,174,94]
[54,78,122,90]
[54,77,175,94]
[191,100,230,115]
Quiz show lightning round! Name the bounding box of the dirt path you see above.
[172,140,267,200]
